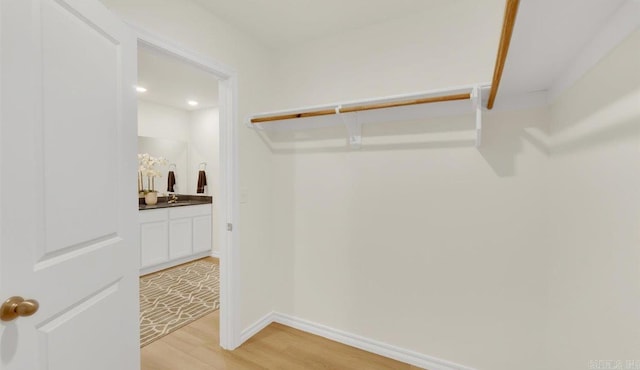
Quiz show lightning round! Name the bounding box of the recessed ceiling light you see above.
[188,100,199,106]
[136,86,147,93]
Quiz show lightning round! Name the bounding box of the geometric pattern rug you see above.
[139,259,220,347]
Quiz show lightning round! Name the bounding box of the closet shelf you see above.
[246,0,521,149]
[247,84,490,149]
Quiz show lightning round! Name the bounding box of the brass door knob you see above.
[1,296,39,321]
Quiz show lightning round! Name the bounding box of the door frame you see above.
[132,26,241,349]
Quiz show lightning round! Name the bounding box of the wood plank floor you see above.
[142,256,422,369]
[141,310,423,370]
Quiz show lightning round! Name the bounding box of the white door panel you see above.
[37,282,125,370]
[42,0,119,253]
[0,0,139,369]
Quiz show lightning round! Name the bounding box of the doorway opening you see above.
[134,29,240,351]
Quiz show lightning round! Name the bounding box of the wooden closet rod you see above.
[250,92,471,124]
[487,0,520,109]
[251,0,519,123]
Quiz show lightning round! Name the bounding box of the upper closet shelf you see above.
[246,0,520,149]
[247,84,490,149]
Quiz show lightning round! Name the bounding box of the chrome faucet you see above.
[168,194,178,204]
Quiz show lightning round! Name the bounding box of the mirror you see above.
[138,136,188,194]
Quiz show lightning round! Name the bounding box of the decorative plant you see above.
[138,153,167,194]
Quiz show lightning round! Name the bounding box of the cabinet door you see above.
[140,220,169,268]
[193,215,212,253]
[169,218,193,259]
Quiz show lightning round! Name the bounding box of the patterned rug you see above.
[139,259,220,347]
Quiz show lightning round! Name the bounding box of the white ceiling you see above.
[192,0,452,49]
[191,0,630,99]
[137,45,219,111]
[133,0,631,109]
[499,0,627,95]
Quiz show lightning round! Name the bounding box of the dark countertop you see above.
[139,194,212,211]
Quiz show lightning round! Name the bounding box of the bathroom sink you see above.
[165,200,194,206]
[167,200,209,207]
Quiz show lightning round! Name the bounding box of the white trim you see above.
[210,250,220,258]
[131,25,241,350]
[218,73,241,349]
[139,251,212,276]
[240,312,275,344]
[240,312,476,370]
[131,25,235,81]
[548,0,640,102]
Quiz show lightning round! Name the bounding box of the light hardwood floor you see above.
[141,311,423,370]
[141,257,422,369]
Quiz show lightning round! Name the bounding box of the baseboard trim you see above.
[210,250,220,258]
[139,251,212,276]
[240,312,274,344]
[240,311,475,370]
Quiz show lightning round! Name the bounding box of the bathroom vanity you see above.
[138,195,213,275]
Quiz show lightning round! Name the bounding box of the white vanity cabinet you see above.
[169,218,192,259]
[139,209,169,269]
[192,214,213,253]
[139,204,212,275]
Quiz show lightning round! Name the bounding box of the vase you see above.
[144,191,158,205]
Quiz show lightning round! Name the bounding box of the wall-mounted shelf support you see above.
[246,84,490,149]
[471,85,483,147]
[337,107,363,149]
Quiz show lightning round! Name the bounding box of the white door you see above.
[0,1,139,369]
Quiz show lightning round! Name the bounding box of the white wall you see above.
[102,0,278,329]
[544,29,640,369]
[271,108,551,370]
[272,0,504,109]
